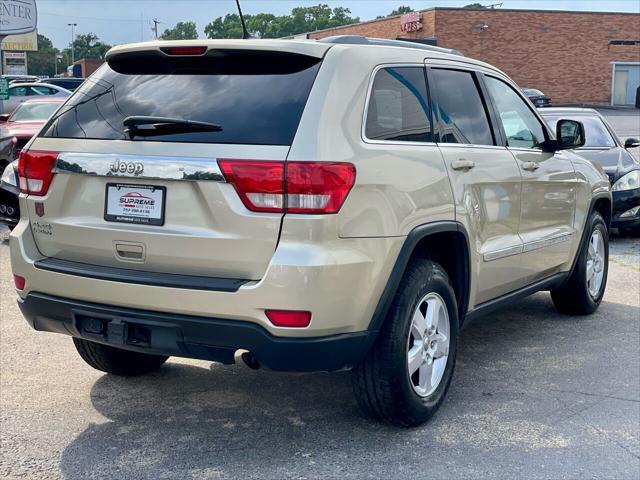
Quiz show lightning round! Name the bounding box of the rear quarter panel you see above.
[288,46,454,238]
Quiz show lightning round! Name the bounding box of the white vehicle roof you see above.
[8,82,72,94]
[105,38,502,74]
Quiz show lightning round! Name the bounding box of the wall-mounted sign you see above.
[0,30,37,51]
[0,0,38,36]
[5,52,26,75]
[400,12,422,33]
[4,50,24,58]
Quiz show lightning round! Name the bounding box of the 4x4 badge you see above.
[110,159,144,176]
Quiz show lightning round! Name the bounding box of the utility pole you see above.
[152,18,160,39]
[54,53,63,77]
[68,23,77,64]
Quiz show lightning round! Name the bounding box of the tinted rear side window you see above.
[49,79,83,90]
[431,69,494,146]
[365,67,433,142]
[41,50,321,145]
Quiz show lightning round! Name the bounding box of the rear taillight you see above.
[218,160,284,213]
[18,150,58,196]
[218,160,355,215]
[286,162,356,214]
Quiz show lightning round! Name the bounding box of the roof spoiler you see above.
[319,35,464,56]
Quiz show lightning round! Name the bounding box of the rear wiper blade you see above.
[123,116,223,137]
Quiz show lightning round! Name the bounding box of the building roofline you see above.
[303,7,639,37]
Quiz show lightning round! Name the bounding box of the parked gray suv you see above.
[11,38,611,426]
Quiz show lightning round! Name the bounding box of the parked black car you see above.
[0,126,18,228]
[523,87,552,108]
[0,126,16,171]
[0,159,19,228]
[541,108,640,236]
[38,77,85,92]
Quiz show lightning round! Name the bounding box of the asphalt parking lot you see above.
[1,232,638,480]
[0,109,638,480]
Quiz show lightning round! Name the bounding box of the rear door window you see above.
[30,86,55,96]
[8,87,26,97]
[431,69,494,146]
[364,66,434,142]
[41,50,321,145]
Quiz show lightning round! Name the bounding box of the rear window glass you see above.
[48,79,83,91]
[41,50,321,145]
[365,67,434,143]
[10,102,60,121]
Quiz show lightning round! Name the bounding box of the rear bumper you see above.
[19,292,375,372]
[10,213,403,338]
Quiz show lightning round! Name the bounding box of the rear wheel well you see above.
[592,197,611,229]
[409,231,470,321]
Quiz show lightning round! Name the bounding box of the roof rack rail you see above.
[318,35,464,56]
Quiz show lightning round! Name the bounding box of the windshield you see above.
[9,102,61,122]
[543,115,616,148]
[523,88,544,96]
[41,50,321,145]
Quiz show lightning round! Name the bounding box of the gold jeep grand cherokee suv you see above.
[11,37,611,426]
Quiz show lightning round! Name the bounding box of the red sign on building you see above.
[400,12,422,32]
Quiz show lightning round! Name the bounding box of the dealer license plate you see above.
[104,183,166,226]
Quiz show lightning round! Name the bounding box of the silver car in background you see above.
[0,83,71,114]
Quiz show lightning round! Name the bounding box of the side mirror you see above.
[624,138,640,149]
[0,114,10,123]
[555,119,585,150]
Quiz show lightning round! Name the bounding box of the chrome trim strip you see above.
[522,232,573,253]
[483,245,523,262]
[483,232,573,262]
[54,152,225,182]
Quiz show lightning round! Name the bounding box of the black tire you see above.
[551,211,609,315]
[352,259,459,427]
[73,338,169,376]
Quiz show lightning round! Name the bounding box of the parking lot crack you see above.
[546,388,640,404]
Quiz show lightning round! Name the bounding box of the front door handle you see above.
[451,159,475,171]
[522,161,540,172]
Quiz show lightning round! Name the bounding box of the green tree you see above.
[26,33,66,77]
[377,6,413,19]
[204,14,245,39]
[204,4,359,39]
[463,3,487,8]
[161,21,198,40]
[62,33,111,61]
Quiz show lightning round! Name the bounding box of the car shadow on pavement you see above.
[58,293,640,480]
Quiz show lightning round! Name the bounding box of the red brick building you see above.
[301,8,640,106]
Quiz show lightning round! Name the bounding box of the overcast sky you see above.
[37,0,640,49]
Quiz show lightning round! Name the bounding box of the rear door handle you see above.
[522,161,540,172]
[451,159,475,171]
